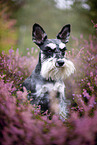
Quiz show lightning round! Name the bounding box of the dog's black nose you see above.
[55,60,65,67]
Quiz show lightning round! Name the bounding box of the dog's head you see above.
[32,23,75,81]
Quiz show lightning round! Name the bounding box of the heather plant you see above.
[0,71,97,144]
[0,48,38,92]
[1,77,97,145]
[65,25,97,117]
[0,23,97,144]
[0,78,68,145]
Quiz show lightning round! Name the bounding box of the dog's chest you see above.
[35,81,65,98]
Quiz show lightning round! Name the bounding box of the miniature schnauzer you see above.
[23,23,75,119]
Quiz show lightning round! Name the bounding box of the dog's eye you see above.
[48,49,52,53]
[46,47,54,53]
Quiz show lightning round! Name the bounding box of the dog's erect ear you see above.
[32,23,47,45]
[57,24,71,43]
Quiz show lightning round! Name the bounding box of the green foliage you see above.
[86,0,97,21]
[0,2,18,53]
[0,0,96,55]
[15,0,95,55]
[0,0,25,12]
[0,0,25,53]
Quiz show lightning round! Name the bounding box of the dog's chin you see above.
[41,58,75,81]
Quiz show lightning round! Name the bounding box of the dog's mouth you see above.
[55,59,65,68]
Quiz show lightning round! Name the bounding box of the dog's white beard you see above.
[41,57,75,81]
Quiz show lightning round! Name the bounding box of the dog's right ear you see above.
[32,23,47,46]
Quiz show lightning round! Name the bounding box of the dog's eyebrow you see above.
[59,43,66,49]
[46,43,56,50]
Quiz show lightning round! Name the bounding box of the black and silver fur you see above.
[23,23,75,119]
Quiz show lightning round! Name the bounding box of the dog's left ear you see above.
[57,24,71,43]
[32,23,47,46]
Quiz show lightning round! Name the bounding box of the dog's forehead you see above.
[44,39,66,49]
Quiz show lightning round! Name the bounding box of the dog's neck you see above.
[34,52,41,74]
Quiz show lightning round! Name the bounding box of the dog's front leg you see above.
[59,92,69,120]
[53,82,68,119]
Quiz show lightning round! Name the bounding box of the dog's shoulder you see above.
[22,69,44,92]
[23,72,36,93]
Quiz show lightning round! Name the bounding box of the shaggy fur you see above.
[23,23,75,119]
[41,57,75,81]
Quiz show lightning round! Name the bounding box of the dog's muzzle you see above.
[55,59,65,67]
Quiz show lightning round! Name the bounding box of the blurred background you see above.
[0,0,97,55]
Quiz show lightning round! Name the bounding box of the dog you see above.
[22,23,75,119]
